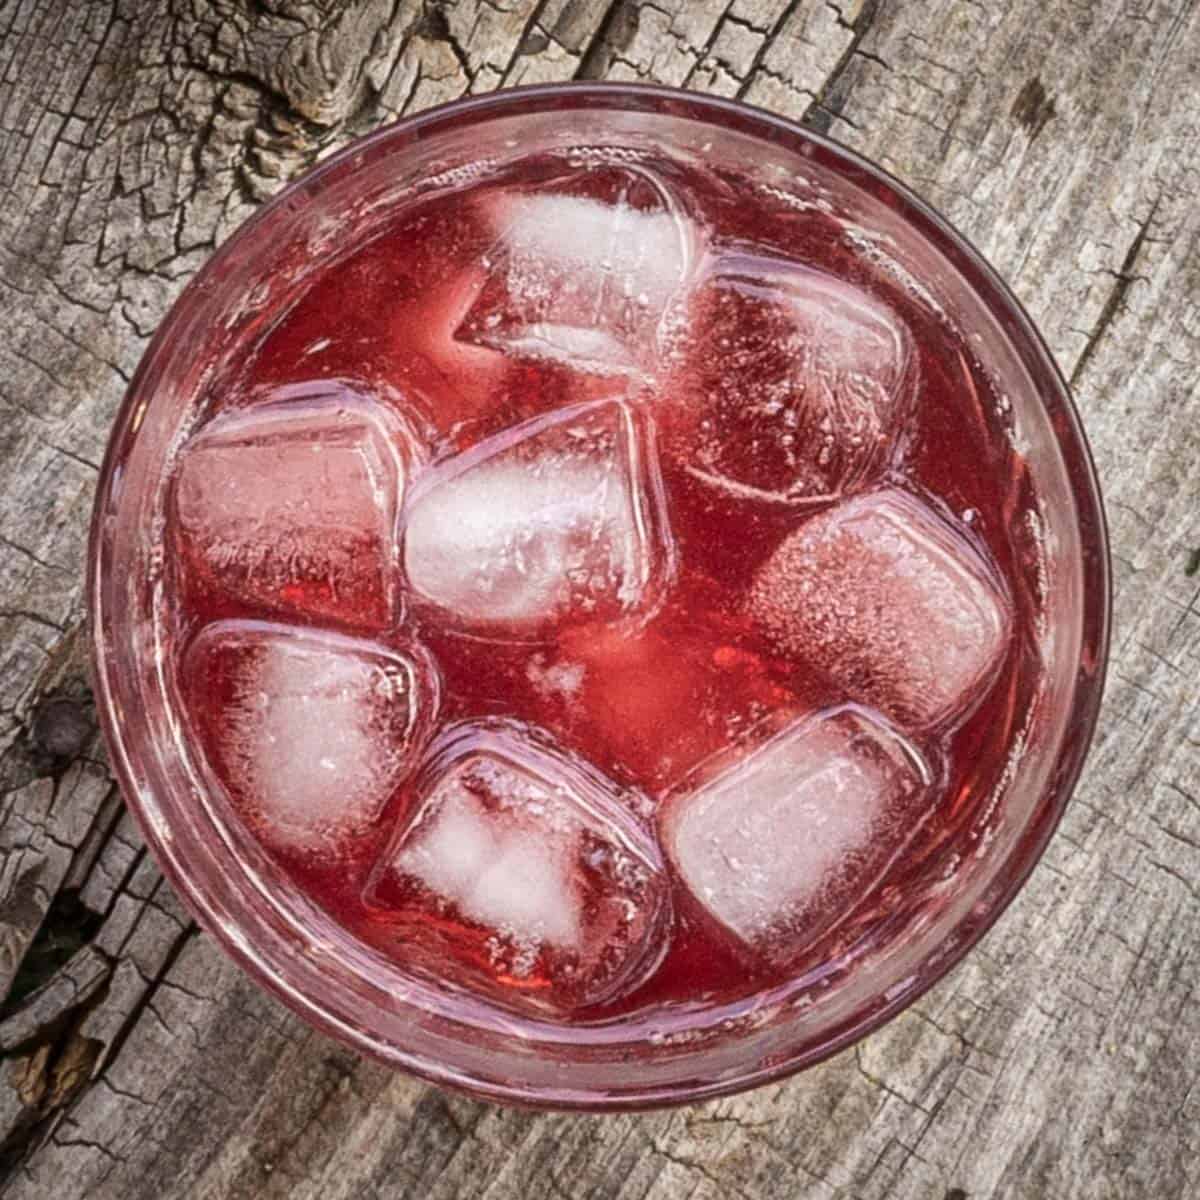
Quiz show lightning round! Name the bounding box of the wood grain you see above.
[1,1,1197,1197]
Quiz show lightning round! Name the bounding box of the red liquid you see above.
[172,152,1042,1023]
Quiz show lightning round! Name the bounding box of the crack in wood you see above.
[1070,198,1160,388]
[802,0,882,132]
[576,0,638,79]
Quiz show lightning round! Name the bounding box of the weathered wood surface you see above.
[0,1,1197,1196]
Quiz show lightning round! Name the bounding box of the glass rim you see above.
[88,80,1112,1110]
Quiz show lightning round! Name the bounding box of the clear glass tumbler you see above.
[89,83,1110,1109]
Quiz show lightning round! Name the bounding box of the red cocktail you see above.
[90,85,1109,1107]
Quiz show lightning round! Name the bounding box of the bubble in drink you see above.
[183,622,439,859]
[365,721,669,1014]
[748,488,1013,728]
[171,387,416,630]
[672,253,915,505]
[661,705,931,965]
[403,398,674,639]
[457,170,704,376]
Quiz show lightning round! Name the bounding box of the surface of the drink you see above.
[169,147,1044,1024]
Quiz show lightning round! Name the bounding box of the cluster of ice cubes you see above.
[172,170,1013,1015]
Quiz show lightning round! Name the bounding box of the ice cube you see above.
[172,387,418,630]
[403,398,674,638]
[183,621,439,860]
[661,705,932,965]
[748,488,1012,728]
[671,253,915,505]
[458,174,704,375]
[366,721,669,1014]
